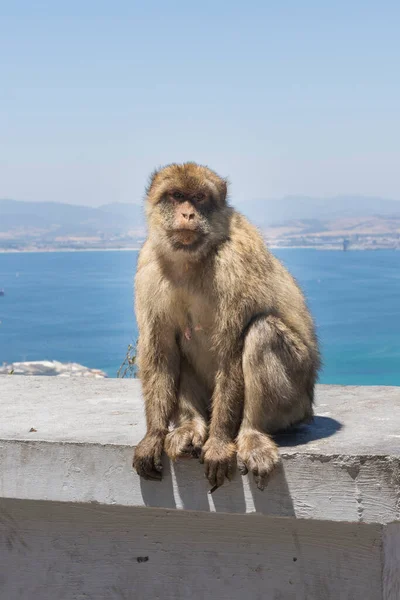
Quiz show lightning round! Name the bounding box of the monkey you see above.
[132,162,320,491]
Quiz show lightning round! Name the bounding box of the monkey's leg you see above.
[164,360,209,461]
[237,315,315,490]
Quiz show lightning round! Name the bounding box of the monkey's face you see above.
[146,163,229,255]
[158,188,215,251]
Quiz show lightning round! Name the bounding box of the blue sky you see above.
[1,0,400,206]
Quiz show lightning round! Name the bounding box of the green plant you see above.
[117,344,137,378]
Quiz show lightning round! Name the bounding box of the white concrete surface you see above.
[1,376,399,599]
[1,377,399,523]
[0,498,385,600]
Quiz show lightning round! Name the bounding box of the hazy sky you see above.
[1,1,400,206]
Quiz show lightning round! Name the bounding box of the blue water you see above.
[0,249,399,385]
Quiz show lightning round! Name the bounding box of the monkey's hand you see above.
[237,431,280,491]
[133,433,165,481]
[200,437,236,491]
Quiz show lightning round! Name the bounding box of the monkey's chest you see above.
[177,296,218,387]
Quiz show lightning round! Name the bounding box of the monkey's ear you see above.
[145,169,160,197]
[218,178,228,204]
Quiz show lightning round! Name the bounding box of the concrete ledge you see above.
[1,377,400,599]
[1,377,399,524]
[0,497,389,600]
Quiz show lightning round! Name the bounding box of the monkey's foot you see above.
[133,433,165,481]
[164,420,207,461]
[200,437,236,490]
[236,430,280,491]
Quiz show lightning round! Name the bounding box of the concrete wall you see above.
[0,377,399,599]
[0,498,386,600]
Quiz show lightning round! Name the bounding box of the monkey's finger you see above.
[153,457,163,472]
[237,457,248,476]
[206,462,217,487]
[254,469,268,491]
[181,440,199,459]
[191,446,202,459]
[226,460,235,481]
[215,463,227,488]
[254,475,266,491]
[190,434,204,459]
[134,457,162,481]
[146,458,163,480]
[149,453,163,477]
[199,449,205,465]
[135,465,162,481]
[180,450,194,459]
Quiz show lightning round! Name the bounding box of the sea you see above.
[0,249,399,386]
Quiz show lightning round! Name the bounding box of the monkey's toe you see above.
[190,445,202,459]
[237,431,280,491]
[165,429,191,460]
[133,455,163,481]
[165,424,206,461]
[204,459,235,491]
[132,435,164,481]
[201,439,236,491]
[237,457,249,476]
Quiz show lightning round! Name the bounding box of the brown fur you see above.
[133,162,320,490]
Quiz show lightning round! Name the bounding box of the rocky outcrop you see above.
[0,360,107,378]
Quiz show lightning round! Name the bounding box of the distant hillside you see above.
[236,195,400,226]
[263,215,400,239]
[0,199,145,236]
[2,194,400,232]
[1,195,400,251]
[98,202,144,218]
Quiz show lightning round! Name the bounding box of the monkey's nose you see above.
[182,212,195,221]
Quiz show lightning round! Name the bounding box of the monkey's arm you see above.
[201,347,244,490]
[133,270,180,480]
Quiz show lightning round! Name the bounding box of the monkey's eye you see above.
[194,192,206,201]
[172,191,184,200]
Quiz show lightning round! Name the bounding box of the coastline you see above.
[0,245,397,254]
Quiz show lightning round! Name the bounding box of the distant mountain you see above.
[262,215,400,239]
[99,202,145,220]
[1,195,400,250]
[235,195,400,226]
[0,199,145,235]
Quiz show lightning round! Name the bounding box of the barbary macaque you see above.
[133,163,320,491]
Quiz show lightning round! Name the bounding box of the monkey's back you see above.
[215,210,319,356]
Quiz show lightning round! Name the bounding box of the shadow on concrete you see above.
[139,415,342,516]
[171,460,296,517]
[274,416,342,447]
[172,460,213,512]
[248,464,296,517]
[139,456,177,510]
[210,476,247,514]
[140,455,296,518]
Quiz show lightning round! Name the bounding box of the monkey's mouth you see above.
[170,229,206,251]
